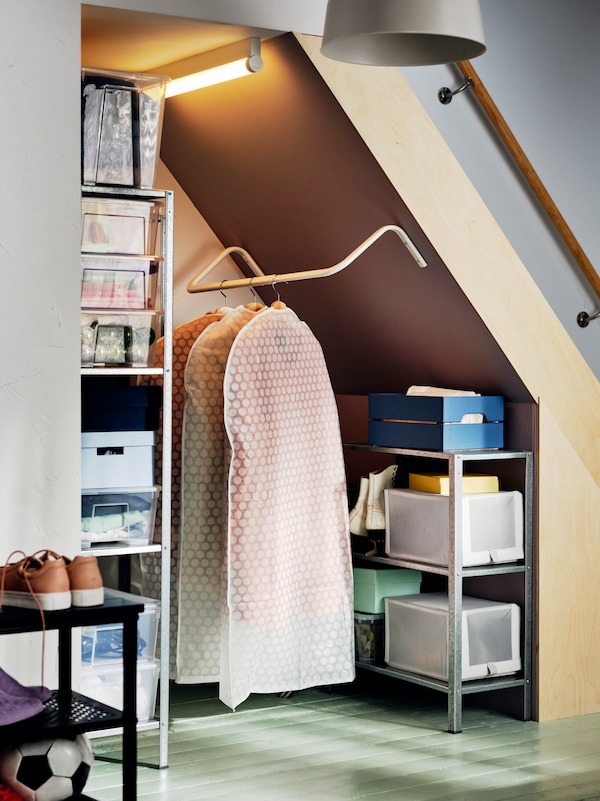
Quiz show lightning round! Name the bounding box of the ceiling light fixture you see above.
[159,37,263,98]
[320,0,486,67]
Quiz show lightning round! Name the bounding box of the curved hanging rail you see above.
[186,225,427,294]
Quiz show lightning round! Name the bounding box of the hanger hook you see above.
[219,280,227,303]
[272,276,281,304]
[438,77,474,105]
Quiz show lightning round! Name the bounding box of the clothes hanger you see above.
[271,278,286,310]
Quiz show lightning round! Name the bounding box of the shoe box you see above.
[384,488,524,567]
[384,592,521,682]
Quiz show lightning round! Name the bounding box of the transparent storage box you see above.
[385,593,521,681]
[81,197,160,255]
[354,612,385,664]
[81,485,160,549]
[81,255,160,310]
[80,657,159,722]
[82,68,169,189]
[81,588,160,666]
[81,310,162,367]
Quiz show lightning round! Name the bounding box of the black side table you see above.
[0,594,144,801]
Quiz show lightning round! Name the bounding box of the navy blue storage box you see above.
[368,393,504,451]
[82,384,162,432]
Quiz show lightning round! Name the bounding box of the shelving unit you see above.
[0,595,144,801]
[346,443,533,733]
[80,185,173,768]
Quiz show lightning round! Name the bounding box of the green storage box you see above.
[353,567,422,613]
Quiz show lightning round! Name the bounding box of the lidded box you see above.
[81,430,156,490]
[80,309,162,367]
[385,488,524,567]
[82,68,169,189]
[353,567,421,614]
[81,255,160,310]
[385,593,521,681]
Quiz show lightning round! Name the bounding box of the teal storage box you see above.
[353,567,422,613]
[368,393,504,451]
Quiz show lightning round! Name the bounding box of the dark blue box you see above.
[82,384,162,432]
[368,394,504,451]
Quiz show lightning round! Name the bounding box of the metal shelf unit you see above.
[346,444,534,733]
[81,185,173,768]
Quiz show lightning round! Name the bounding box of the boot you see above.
[349,476,369,536]
[366,464,398,530]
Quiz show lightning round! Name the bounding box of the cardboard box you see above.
[81,485,160,548]
[80,310,162,367]
[368,393,504,451]
[81,430,156,489]
[408,472,499,495]
[353,566,422,613]
[385,593,521,681]
[82,68,168,189]
[81,197,160,255]
[354,612,385,664]
[385,488,524,566]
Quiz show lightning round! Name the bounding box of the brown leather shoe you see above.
[1,551,71,611]
[64,554,104,607]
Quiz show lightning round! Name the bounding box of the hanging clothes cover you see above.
[220,305,355,709]
[177,305,263,682]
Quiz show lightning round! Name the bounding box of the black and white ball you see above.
[0,735,94,801]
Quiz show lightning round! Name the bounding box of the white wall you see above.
[0,0,81,682]
[401,0,600,379]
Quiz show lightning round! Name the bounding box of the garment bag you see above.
[220,305,355,709]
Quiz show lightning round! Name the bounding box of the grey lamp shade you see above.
[320,0,486,66]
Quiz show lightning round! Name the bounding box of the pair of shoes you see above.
[348,464,398,535]
[0,551,104,612]
[0,667,51,726]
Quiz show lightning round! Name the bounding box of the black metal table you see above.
[0,594,144,801]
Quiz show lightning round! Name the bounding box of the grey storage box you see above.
[385,488,524,567]
[81,430,156,490]
[385,593,521,681]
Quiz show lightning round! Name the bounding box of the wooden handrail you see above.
[456,59,600,302]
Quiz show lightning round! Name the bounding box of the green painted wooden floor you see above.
[86,674,600,801]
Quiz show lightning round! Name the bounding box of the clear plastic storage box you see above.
[354,612,385,664]
[81,485,160,548]
[82,68,169,189]
[80,657,160,722]
[385,593,521,681]
[385,488,524,567]
[81,588,160,666]
[81,255,160,310]
[81,197,160,255]
[81,310,162,367]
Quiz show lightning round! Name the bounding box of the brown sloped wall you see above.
[160,33,532,404]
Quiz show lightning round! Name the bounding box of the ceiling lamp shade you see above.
[320,0,486,66]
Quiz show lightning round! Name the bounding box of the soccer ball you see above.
[0,735,94,801]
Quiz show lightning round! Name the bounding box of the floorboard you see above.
[84,677,600,801]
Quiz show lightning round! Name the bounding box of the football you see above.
[0,735,94,801]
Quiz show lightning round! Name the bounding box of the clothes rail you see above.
[186,225,427,294]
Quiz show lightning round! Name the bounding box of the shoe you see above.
[64,554,104,607]
[349,476,369,536]
[0,667,51,703]
[366,464,398,530]
[0,551,71,611]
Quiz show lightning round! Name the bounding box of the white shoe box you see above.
[385,488,524,567]
[81,430,156,490]
[385,593,521,681]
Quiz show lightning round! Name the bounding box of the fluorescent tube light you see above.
[157,38,263,98]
